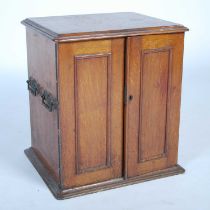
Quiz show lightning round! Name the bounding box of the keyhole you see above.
[129,95,133,101]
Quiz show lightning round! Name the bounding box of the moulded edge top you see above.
[21,12,189,42]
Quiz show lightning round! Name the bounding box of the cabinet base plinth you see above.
[25,147,185,200]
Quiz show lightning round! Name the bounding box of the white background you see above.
[0,0,210,209]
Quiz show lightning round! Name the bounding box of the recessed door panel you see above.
[138,48,170,163]
[59,39,124,187]
[74,53,111,174]
[125,34,184,177]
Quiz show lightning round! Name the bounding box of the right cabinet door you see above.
[125,33,184,177]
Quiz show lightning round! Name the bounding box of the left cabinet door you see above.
[58,39,125,188]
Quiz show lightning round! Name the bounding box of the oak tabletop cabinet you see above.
[21,12,188,199]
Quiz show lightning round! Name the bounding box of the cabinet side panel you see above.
[26,28,59,179]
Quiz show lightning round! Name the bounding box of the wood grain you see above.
[58,38,124,188]
[138,47,171,162]
[26,28,59,180]
[74,53,112,174]
[125,33,184,177]
[21,12,188,42]
[23,13,187,198]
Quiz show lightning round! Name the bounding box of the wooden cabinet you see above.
[22,12,188,199]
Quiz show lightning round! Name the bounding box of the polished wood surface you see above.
[125,33,184,177]
[21,12,188,41]
[58,38,124,188]
[26,28,59,180]
[75,53,112,174]
[22,13,187,199]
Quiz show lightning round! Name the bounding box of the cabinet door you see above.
[58,39,124,188]
[125,34,184,177]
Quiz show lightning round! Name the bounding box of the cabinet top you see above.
[21,12,188,42]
